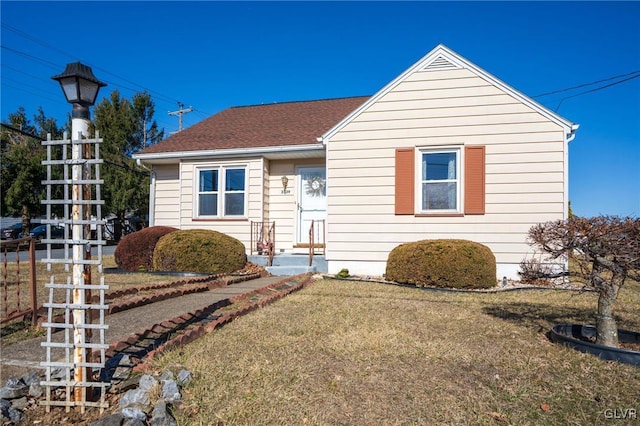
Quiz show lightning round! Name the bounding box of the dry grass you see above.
[153,279,640,425]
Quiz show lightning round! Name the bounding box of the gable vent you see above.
[422,55,459,71]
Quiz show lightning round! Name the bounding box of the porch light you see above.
[281,175,289,191]
[52,62,106,110]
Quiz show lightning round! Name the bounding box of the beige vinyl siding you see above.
[152,164,180,228]
[326,67,567,278]
[262,159,270,224]
[268,161,296,250]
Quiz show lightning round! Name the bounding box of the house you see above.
[133,44,578,280]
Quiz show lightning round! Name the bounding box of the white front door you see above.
[297,166,326,244]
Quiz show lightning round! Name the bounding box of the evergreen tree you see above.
[131,91,164,156]
[92,89,164,229]
[1,107,64,233]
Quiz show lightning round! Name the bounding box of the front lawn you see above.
[152,278,640,425]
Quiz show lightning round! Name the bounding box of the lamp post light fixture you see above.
[52,62,106,118]
[281,175,290,194]
[52,62,106,405]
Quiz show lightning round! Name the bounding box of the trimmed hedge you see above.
[114,226,178,272]
[153,229,246,274]
[385,239,496,289]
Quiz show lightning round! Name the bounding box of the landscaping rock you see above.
[123,418,147,426]
[90,412,124,426]
[0,398,11,418]
[29,382,44,398]
[176,369,192,386]
[0,377,28,399]
[9,396,28,410]
[138,374,159,392]
[120,388,151,412]
[161,379,181,402]
[122,406,148,422]
[150,399,177,425]
[6,406,24,424]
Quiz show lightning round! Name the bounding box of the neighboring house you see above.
[134,44,578,280]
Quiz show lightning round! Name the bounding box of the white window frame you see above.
[195,165,247,218]
[416,147,462,214]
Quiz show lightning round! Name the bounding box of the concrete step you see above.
[249,254,327,275]
[266,265,316,276]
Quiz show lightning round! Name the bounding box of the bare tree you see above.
[521,216,640,347]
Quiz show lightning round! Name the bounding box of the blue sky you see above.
[2,1,639,218]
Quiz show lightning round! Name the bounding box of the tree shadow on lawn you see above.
[482,302,597,334]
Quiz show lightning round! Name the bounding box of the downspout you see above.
[136,159,156,226]
[565,124,580,220]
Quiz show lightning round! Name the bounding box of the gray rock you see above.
[10,396,28,410]
[138,374,159,392]
[159,370,174,382]
[123,418,146,426]
[120,388,151,411]
[29,382,44,398]
[122,407,147,421]
[7,406,24,424]
[90,412,124,426]
[0,378,28,399]
[161,380,181,402]
[21,371,40,386]
[0,399,10,419]
[50,367,68,380]
[150,399,177,426]
[176,369,192,386]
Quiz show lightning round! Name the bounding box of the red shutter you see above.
[464,145,485,215]
[395,148,414,215]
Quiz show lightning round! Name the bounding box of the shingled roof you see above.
[138,96,369,155]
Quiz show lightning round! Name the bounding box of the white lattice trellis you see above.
[39,131,110,413]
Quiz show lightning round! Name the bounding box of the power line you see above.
[533,70,640,98]
[3,25,203,132]
[1,82,65,105]
[1,24,182,107]
[0,45,60,70]
[2,23,180,105]
[555,73,640,112]
[2,75,61,98]
[1,122,40,139]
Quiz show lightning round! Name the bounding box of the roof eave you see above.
[133,143,326,164]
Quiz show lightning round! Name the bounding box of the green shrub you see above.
[336,268,350,279]
[153,229,246,274]
[114,226,178,272]
[385,239,496,289]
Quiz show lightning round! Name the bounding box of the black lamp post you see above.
[52,62,106,120]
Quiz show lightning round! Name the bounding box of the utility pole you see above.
[168,102,193,134]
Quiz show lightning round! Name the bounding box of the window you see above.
[197,167,246,217]
[224,168,245,216]
[199,169,219,216]
[395,146,485,216]
[420,149,460,212]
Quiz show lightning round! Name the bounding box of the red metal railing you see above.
[251,221,275,266]
[1,237,37,326]
[308,220,325,267]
